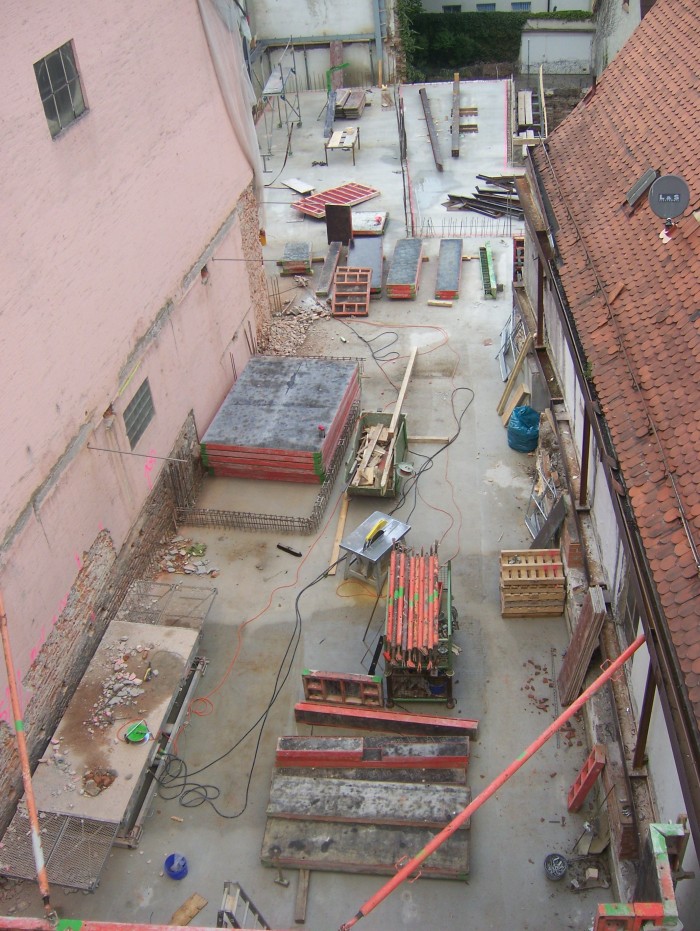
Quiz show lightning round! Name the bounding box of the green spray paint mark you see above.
[57,920,84,931]
[15,720,24,732]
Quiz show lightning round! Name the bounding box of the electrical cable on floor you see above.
[263,121,295,189]
[155,555,347,818]
[391,386,475,525]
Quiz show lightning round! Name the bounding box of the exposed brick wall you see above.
[0,531,116,834]
[239,183,271,350]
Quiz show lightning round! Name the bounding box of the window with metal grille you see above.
[443,4,462,10]
[511,1,531,9]
[123,379,155,449]
[34,41,86,138]
[476,3,496,9]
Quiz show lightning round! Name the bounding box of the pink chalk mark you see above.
[144,449,157,489]
[75,551,83,570]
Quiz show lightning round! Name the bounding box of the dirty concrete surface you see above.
[2,84,611,930]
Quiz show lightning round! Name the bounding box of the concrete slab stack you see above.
[200,357,360,483]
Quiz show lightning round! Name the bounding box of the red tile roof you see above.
[533,0,700,733]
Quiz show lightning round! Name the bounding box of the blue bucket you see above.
[164,853,188,880]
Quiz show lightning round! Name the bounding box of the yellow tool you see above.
[364,518,388,549]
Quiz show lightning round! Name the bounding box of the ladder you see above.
[479,243,497,298]
[217,882,270,929]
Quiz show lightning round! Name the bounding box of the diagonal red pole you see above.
[0,591,55,920]
[339,632,646,930]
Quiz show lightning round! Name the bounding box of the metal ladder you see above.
[217,882,270,929]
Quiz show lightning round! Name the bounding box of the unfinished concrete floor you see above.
[3,84,612,930]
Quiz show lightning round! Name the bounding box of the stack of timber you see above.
[335,88,367,119]
[291,182,380,220]
[557,586,607,704]
[346,411,408,498]
[499,549,566,617]
[349,421,392,489]
[344,236,383,294]
[386,238,423,299]
[331,267,372,317]
[435,239,463,300]
[443,174,522,219]
[261,735,470,880]
[385,547,442,670]
[277,242,313,276]
[200,357,360,483]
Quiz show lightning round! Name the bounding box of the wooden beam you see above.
[328,492,350,575]
[169,894,207,927]
[294,869,310,924]
[497,335,533,416]
[389,347,418,437]
[408,435,450,444]
[419,87,444,172]
[294,701,479,736]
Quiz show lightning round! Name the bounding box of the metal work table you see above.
[339,510,410,594]
[325,125,361,165]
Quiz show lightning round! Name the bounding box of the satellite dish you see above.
[648,174,690,219]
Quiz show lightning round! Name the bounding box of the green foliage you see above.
[396,0,427,81]
[407,10,592,71]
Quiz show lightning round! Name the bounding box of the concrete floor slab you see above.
[4,83,613,931]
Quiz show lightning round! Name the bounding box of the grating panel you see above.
[0,810,119,890]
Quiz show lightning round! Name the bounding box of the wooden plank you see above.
[294,870,310,924]
[419,87,443,172]
[328,492,350,575]
[266,772,471,829]
[261,819,469,879]
[500,383,530,426]
[294,701,479,736]
[557,586,607,704]
[531,495,567,548]
[388,347,418,438]
[496,335,533,415]
[169,893,208,926]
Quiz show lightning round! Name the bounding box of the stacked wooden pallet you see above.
[335,88,367,119]
[262,735,470,880]
[499,549,566,617]
[200,357,360,484]
[277,241,313,276]
[386,238,423,299]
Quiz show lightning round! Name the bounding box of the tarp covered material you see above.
[197,0,265,224]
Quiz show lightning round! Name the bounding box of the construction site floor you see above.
[3,84,613,930]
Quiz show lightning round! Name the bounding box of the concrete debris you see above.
[154,536,218,577]
[265,293,331,356]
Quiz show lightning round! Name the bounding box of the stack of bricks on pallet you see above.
[499,549,565,617]
[200,356,360,483]
[277,242,312,276]
[315,242,343,297]
[344,236,383,294]
[435,238,463,300]
[386,238,423,299]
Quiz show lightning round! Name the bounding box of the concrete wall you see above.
[592,0,642,76]
[0,1,263,736]
[520,22,595,73]
[249,0,376,41]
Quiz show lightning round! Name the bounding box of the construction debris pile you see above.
[156,537,219,577]
[444,174,523,219]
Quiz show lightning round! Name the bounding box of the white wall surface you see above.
[521,23,594,73]
[421,1,591,11]
[249,0,375,40]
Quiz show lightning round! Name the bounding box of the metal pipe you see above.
[0,591,54,920]
[338,632,646,930]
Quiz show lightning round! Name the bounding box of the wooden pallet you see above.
[499,549,566,617]
[332,267,372,316]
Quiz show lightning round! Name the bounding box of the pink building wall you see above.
[0,1,260,719]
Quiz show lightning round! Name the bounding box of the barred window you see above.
[124,379,155,449]
[34,42,86,138]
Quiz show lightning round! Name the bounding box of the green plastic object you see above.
[125,721,149,743]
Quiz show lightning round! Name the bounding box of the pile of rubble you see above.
[266,291,331,356]
[85,634,154,731]
[156,536,218,577]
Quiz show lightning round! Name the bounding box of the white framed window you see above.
[124,379,155,449]
[511,1,532,9]
[476,3,496,9]
[34,41,86,138]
